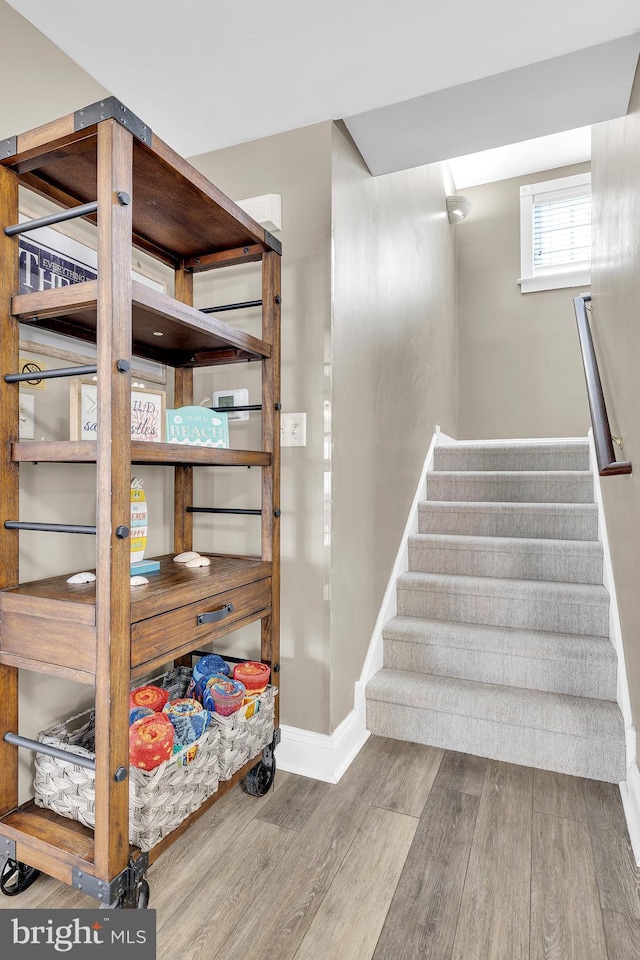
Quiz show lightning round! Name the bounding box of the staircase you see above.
[365,440,626,783]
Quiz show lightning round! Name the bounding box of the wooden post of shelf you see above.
[261,251,281,727]
[0,163,20,816]
[93,119,133,882]
[173,267,194,555]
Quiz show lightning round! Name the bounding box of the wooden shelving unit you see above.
[0,99,281,906]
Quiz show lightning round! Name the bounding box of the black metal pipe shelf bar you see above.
[4,364,98,384]
[186,507,262,515]
[210,405,263,413]
[3,733,96,771]
[200,299,262,314]
[573,295,632,477]
[4,201,99,238]
[192,650,268,666]
[4,521,97,535]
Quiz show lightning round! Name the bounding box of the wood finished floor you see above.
[3,736,640,960]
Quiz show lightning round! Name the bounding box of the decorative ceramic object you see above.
[173,551,200,563]
[66,571,96,584]
[130,575,149,586]
[185,556,210,568]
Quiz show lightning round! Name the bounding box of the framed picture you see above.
[70,379,166,442]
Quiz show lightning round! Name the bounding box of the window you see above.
[519,172,591,293]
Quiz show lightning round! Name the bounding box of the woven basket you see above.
[211,684,277,781]
[33,667,220,852]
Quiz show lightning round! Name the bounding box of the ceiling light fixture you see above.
[446,195,472,224]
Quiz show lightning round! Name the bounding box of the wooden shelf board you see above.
[12,280,270,368]
[4,120,273,262]
[2,554,272,622]
[12,440,270,467]
[0,801,95,883]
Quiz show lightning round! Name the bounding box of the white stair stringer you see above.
[365,438,627,783]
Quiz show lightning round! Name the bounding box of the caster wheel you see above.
[244,754,276,796]
[136,879,150,909]
[0,859,41,896]
[111,879,150,910]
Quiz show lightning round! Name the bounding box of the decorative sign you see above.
[19,236,96,294]
[18,357,46,390]
[166,406,229,448]
[130,479,148,564]
[70,380,166,442]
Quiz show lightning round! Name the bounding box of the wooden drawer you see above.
[131,578,271,671]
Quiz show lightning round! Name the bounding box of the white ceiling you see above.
[6,0,640,180]
[345,36,639,176]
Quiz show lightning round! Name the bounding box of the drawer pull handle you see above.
[197,603,234,625]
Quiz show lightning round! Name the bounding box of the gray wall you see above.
[591,61,640,769]
[189,123,333,734]
[456,164,591,440]
[330,123,457,728]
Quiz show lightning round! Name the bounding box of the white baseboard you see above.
[277,427,445,784]
[359,426,444,689]
[621,761,640,866]
[277,689,369,783]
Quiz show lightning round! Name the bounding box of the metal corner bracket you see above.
[0,836,16,869]
[72,852,149,906]
[263,230,282,256]
[74,98,152,146]
[2,136,17,160]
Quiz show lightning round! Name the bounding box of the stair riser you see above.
[427,475,593,503]
[418,505,599,541]
[366,700,624,782]
[383,638,617,700]
[408,540,603,584]
[397,585,609,637]
[434,444,590,472]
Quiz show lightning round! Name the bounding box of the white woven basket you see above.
[211,685,277,781]
[33,667,220,852]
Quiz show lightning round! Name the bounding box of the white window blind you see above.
[533,190,591,269]
[519,172,591,293]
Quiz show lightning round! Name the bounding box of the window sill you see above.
[518,269,591,294]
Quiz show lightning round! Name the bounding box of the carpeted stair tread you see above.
[427,470,593,503]
[408,532,603,583]
[433,441,590,472]
[367,437,624,783]
[418,501,599,541]
[366,669,623,737]
[382,616,617,699]
[365,670,626,782]
[397,572,609,636]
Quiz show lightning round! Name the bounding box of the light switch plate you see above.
[281,412,306,447]
[19,393,35,439]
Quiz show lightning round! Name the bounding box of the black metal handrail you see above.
[573,295,631,476]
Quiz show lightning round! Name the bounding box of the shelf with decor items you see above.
[0,99,281,908]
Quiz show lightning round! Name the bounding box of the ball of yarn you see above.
[163,698,210,747]
[193,673,230,706]
[189,653,230,689]
[234,661,271,694]
[129,706,155,725]
[129,714,174,770]
[204,677,246,716]
[130,685,169,713]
